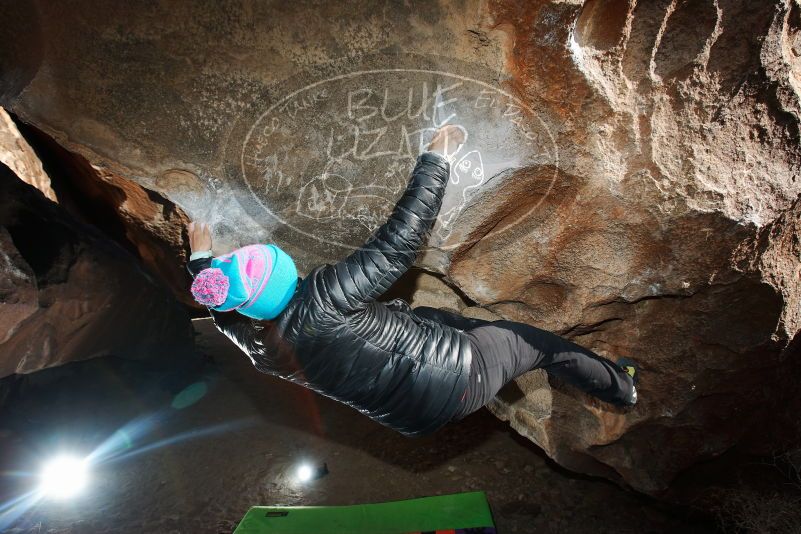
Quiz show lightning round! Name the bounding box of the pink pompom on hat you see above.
[190,267,230,307]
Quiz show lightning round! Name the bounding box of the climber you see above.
[185,125,637,437]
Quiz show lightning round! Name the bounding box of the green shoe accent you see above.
[617,357,639,385]
[616,357,639,406]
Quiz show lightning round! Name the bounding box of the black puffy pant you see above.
[412,307,635,420]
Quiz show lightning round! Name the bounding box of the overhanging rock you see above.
[1,0,799,495]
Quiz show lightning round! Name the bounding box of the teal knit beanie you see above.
[191,244,298,320]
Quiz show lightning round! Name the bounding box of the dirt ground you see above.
[0,318,714,533]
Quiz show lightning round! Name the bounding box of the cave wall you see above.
[12,118,199,309]
[1,0,799,494]
[0,161,193,378]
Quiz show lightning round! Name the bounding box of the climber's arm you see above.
[325,126,464,311]
[324,152,448,310]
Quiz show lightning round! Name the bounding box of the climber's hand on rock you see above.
[188,221,212,252]
[427,125,466,160]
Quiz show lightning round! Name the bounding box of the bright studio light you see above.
[294,461,328,483]
[39,454,89,499]
[296,463,313,482]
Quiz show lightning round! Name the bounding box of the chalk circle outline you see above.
[239,68,559,253]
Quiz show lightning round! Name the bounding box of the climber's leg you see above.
[413,306,493,331]
[453,320,635,419]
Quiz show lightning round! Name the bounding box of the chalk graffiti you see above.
[238,68,557,251]
[436,150,485,240]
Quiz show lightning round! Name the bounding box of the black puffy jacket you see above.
[189,152,472,436]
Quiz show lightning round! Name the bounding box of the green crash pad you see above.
[233,491,496,534]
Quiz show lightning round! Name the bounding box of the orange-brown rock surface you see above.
[455,0,801,493]
[0,108,55,201]
[0,0,799,494]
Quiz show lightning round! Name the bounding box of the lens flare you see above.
[296,464,313,482]
[39,455,88,499]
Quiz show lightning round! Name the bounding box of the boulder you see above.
[0,0,799,494]
[0,162,193,378]
[12,120,198,308]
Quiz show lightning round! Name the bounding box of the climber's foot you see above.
[617,357,639,406]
